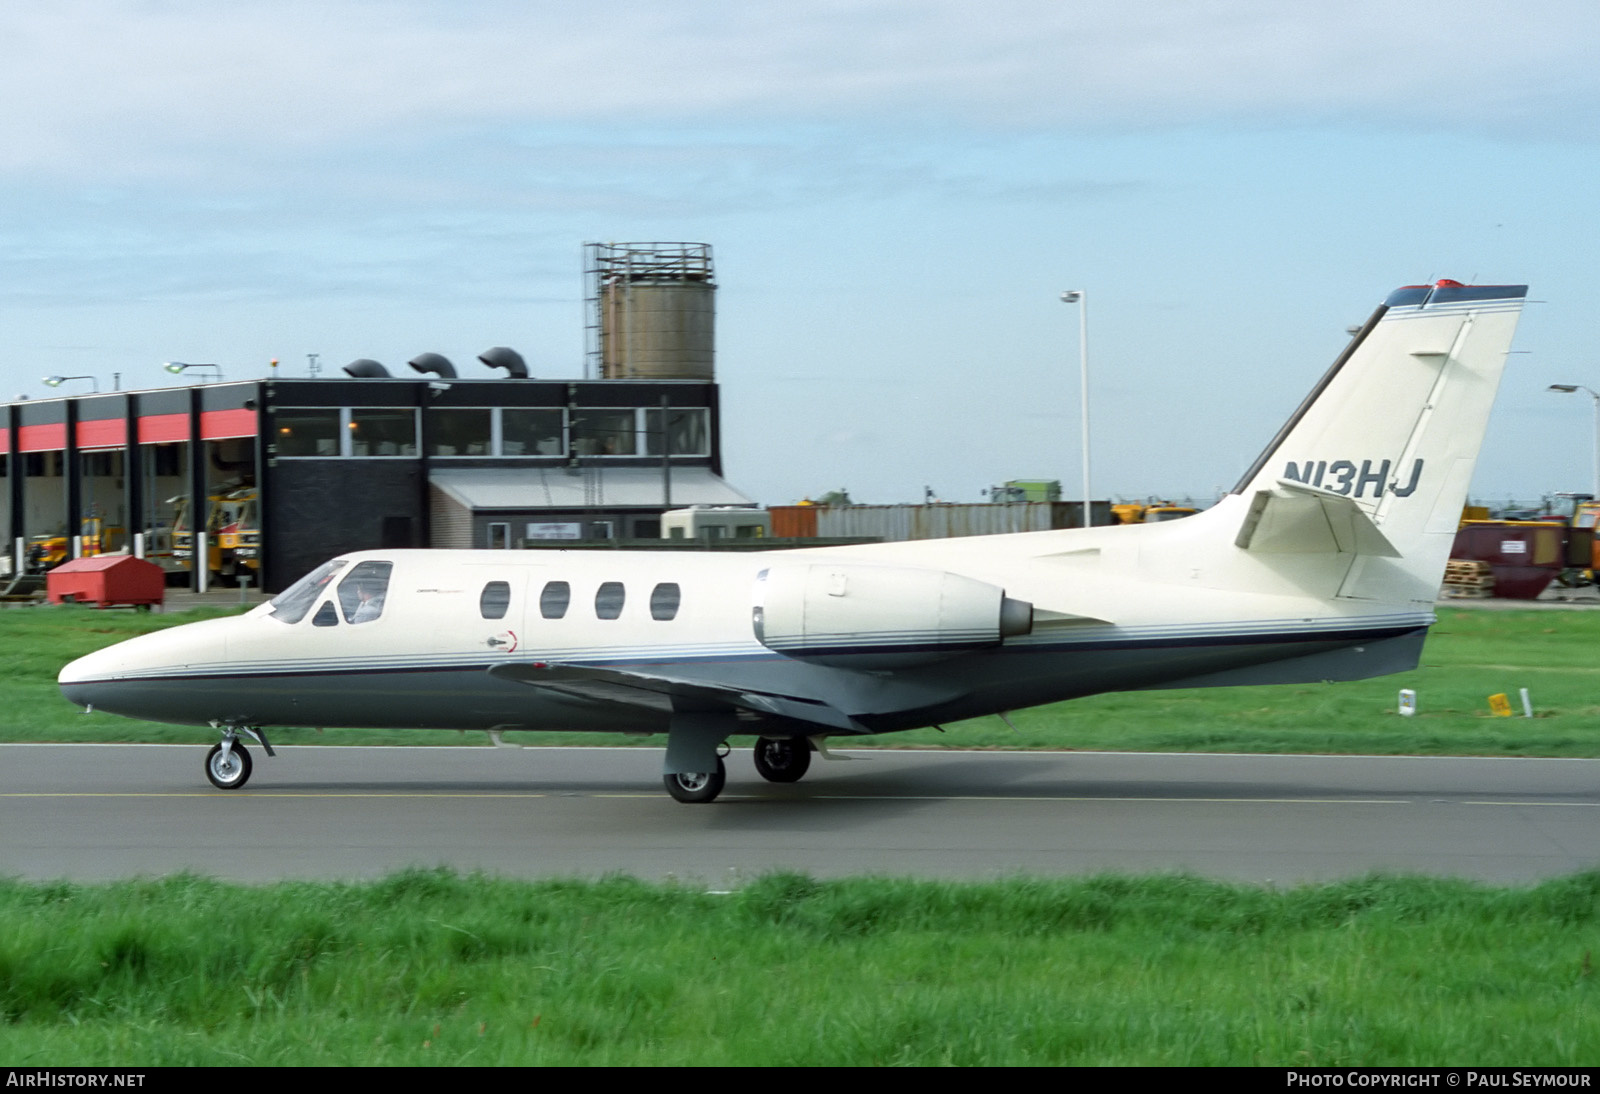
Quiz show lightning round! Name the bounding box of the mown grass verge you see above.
[2,869,1597,1066]
[10,603,1600,755]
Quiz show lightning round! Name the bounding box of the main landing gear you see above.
[663,758,727,804]
[204,723,274,790]
[752,737,812,783]
[662,736,818,804]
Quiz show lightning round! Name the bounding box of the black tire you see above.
[205,742,252,790]
[753,737,812,783]
[663,758,726,804]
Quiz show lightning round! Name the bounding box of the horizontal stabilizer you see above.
[486,661,865,732]
[1234,479,1400,557]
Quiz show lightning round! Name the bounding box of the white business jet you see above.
[60,280,1527,803]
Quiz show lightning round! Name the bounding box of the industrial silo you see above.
[585,242,715,380]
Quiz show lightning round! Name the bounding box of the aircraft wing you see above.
[1233,478,1401,557]
[486,661,868,732]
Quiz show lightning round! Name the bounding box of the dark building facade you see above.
[1,375,748,593]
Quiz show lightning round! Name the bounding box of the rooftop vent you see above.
[408,352,457,379]
[343,359,390,378]
[478,346,529,379]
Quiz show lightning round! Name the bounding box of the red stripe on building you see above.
[17,423,67,452]
[0,427,8,451]
[76,418,127,449]
[137,413,189,444]
[200,407,257,440]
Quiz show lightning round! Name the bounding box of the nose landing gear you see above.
[204,723,274,790]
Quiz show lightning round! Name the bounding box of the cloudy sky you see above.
[3,1,1597,506]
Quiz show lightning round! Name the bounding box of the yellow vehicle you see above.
[173,486,260,585]
[26,517,124,572]
[1112,500,1200,525]
[1553,494,1600,580]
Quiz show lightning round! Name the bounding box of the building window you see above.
[501,409,565,456]
[572,410,636,456]
[644,408,710,456]
[540,580,570,619]
[480,581,511,620]
[595,581,625,619]
[81,450,123,477]
[275,409,342,457]
[349,409,417,457]
[428,408,491,456]
[650,582,681,621]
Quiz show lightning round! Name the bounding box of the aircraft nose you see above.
[58,617,236,717]
[59,646,116,708]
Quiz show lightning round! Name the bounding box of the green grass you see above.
[11,610,1600,1065]
[1,870,1596,1066]
[11,603,1600,756]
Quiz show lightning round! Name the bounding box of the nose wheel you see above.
[205,741,253,789]
[204,723,273,790]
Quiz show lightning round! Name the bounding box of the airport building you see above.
[0,242,753,592]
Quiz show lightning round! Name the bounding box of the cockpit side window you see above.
[269,560,349,624]
[337,561,394,624]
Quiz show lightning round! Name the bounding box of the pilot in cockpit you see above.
[349,581,385,624]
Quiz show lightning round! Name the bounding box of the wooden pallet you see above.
[1443,559,1495,591]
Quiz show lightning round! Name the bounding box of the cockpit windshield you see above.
[269,560,349,624]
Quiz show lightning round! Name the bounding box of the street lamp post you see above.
[42,375,99,393]
[1060,290,1091,529]
[163,362,224,383]
[1548,384,1600,498]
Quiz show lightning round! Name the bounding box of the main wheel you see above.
[752,737,812,783]
[205,742,252,790]
[663,758,726,804]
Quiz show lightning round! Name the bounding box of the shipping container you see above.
[768,505,819,539]
[810,501,1112,542]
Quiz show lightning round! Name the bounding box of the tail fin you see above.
[1230,281,1526,602]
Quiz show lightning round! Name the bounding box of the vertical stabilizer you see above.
[1232,281,1526,602]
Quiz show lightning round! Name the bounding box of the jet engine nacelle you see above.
[752,563,1033,665]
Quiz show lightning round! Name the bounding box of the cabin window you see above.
[650,582,681,621]
[312,601,339,627]
[337,560,393,624]
[480,581,511,620]
[540,580,570,619]
[270,559,349,624]
[595,581,626,620]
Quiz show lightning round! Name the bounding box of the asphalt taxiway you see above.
[3,744,1596,885]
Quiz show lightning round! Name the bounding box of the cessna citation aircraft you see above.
[61,280,1527,803]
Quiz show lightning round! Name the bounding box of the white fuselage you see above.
[58,497,1432,738]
